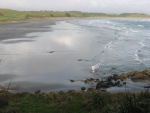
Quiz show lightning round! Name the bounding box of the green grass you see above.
[0,90,150,113]
[0,9,150,23]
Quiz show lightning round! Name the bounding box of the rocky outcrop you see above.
[120,69,150,80]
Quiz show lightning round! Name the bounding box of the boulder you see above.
[143,69,150,75]
[96,81,109,89]
[81,87,86,91]
[119,69,150,80]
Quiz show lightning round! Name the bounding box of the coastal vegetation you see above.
[0,9,150,23]
[0,90,150,113]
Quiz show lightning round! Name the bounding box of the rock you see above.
[84,79,92,84]
[119,69,150,80]
[144,86,150,89]
[114,81,121,87]
[70,80,75,83]
[107,76,113,81]
[107,81,114,86]
[100,89,106,92]
[49,51,55,53]
[87,88,95,91]
[123,82,126,85]
[90,78,94,81]
[81,87,86,91]
[143,69,150,75]
[96,81,109,89]
[111,67,116,70]
[113,74,119,81]
[95,79,100,82]
[77,59,82,61]
[100,82,109,88]
[0,99,8,108]
[35,90,41,94]
[131,72,144,80]
[120,72,136,79]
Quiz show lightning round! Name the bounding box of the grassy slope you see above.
[0,90,150,113]
[0,9,150,23]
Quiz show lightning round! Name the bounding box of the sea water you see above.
[67,18,150,76]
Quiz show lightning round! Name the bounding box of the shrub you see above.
[116,93,150,113]
[84,92,111,113]
[50,14,54,17]
[0,12,4,16]
[65,13,71,17]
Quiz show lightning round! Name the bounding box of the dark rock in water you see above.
[81,87,86,91]
[70,80,75,83]
[111,67,116,70]
[107,81,114,86]
[90,78,94,81]
[123,82,126,85]
[35,90,41,94]
[96,81,109,89]
[144,86,150,89]
[107,76,113,81]
[95,79,100,82]
[84,79,92,84]
[49,51,55,53]
[114,81,121,87]
[113,74,119,81]
[100,82,109,88]
[77,59,82,61]
[0,99,8,108]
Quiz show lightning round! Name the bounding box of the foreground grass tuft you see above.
[0,90,150,113]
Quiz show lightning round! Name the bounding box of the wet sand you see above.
[0,19,91,92]
[0,20,55,41]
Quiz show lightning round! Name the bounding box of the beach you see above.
[0,18,150,92]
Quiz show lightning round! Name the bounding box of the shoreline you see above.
[1,16,150,24]
[0,69,149,93]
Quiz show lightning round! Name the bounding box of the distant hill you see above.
[0,9,150,23]
[119,13,150,17]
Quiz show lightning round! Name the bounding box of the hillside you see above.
[0,9,150,23]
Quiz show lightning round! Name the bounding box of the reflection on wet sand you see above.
[0,21,94,91]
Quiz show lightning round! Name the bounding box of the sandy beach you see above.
[0,18,150,92]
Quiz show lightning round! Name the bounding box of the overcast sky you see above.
[0,0,150,14]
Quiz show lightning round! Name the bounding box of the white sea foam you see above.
[139,41,145,47]
[146,33,150,35]
[137,25,144,27]
[105,41,112,50]
[134,53,140,62]
[106,21,110,24]
[125,31,129,36]
[91,56,106,73]
[134,49,142,62]
[130,29,139,32]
